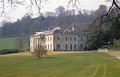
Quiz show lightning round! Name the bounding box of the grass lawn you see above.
[0,37,16,50]
[0,52,120,77]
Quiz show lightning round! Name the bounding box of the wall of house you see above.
[30,37,34,52]
[30,35,45,52]
[78,35,87,50]
[30,36,40,52]
[53,34,79,51]
[45,34,54,51]
[30,32,87,52]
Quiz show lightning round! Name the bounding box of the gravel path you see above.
[108,52,120,59]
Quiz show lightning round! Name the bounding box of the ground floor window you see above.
[80,45,83,50]
[48,44,49,49]
[70,44,72,50]
[66,44,68,50]
[74,44,76,50]
[50,44,52,49]
[56,44,61,50]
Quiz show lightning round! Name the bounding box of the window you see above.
[50,37,52,41]
[66,44,68,50]
[74,37,76,41]
[70,37,72,41]
[48,37,49,41]
[70,44,72,50]
[48,45,49,49]
[50,44,52,49]
[66,37,67,41]
[57,44,61,50]
[74,44,76,49]
[81,38,83,41]
[80,45,83,50]
[58,37,60,41]
[38,38,40,43]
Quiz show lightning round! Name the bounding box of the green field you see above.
[0,38,16,50]
[0,52,120,77]
[0,37,29,50]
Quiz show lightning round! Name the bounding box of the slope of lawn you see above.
[0,37,16,50]
[0,52,120,77]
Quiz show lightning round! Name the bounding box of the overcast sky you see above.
[0,0,111,22]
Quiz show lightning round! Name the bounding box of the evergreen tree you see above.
[86,26,106,50]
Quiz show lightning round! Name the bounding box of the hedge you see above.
[0,49,19,55]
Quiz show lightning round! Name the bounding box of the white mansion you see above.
[30,27,87,52]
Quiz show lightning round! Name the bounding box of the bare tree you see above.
[14,33,24,51]
[34,43,47,58]
[0,0,48,18]
[67,0,81,9]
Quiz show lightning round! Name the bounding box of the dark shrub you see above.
[0,49,19,55]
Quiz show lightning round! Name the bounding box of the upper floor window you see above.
[81,38,83,41]
[50,37,52,41]
[58,37,60,41]
[74,37,76,41]
[66,37,67,41]
[38,38,40,43]
[74,44,76,49]
[80,45,83,49]
[70,37,72,41]
[48,37,49,41]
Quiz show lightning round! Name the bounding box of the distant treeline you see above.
[0,5,108,37]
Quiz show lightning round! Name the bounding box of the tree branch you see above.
[67,0,81,10]
[91,0,120,26]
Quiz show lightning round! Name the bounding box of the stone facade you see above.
[30,27,87,52]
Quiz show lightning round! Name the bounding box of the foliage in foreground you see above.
[0,52,120,77]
